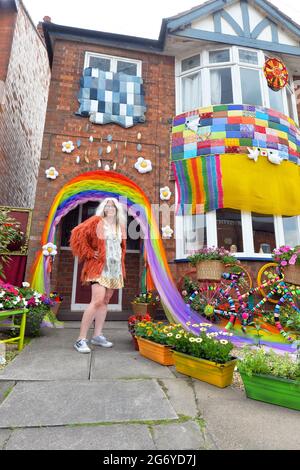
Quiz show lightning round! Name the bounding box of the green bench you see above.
[0,309,28,351]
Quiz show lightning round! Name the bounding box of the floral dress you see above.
[89,221,124,289]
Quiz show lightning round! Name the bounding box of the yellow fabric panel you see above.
[255,119,267,127]
[221,154,300,216]
[199,106,213,113]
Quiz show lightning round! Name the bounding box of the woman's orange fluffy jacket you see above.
[69,215,126,285]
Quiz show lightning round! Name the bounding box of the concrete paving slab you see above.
[0,381,15,404]
[5,424,155,450]
[91,351,176,380]
[62,321,127,330]
[0,429,11,450]
[151,421,209,450]
[193,380,300,450]
[0,380,178,429]
[157,378,198,418]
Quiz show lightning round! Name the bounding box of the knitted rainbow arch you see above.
[29,170,295,352]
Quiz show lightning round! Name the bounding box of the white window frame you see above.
[175,45,300,260]
[84,51,142,77]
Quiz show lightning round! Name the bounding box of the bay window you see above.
[175,46,299,260]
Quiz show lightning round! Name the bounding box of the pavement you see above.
[0,321,299,450]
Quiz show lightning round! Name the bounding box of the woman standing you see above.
[70,198,127,353]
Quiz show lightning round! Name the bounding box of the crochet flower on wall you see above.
[42,243,57,257]
[62,141,75,153]
[160,187,172,201]
[162,226,174,239]
[135,157,152,174]
[45,167,59,180]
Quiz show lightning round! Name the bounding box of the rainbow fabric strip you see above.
[28,170,295,352]
[172,155,223,215]
[172,104,300,165]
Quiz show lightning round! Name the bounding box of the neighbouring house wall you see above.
[0,3,51,208]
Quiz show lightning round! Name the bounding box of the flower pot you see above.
[131,302,156,318]
[132,335,139,351]
[7,239,24,252]
[136,336,174,366]
[239,372,300,411]
[196,260,224,281]
[50,301,61,317]
[284,265,300,286]
[173,351,237,388]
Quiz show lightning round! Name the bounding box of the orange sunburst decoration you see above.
[263,58,289,91]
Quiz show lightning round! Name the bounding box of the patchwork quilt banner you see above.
[77,67,146,128]
[172,154,300,216]
[172,104,300,166]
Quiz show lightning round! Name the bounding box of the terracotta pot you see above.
[50,301,61,316]
[196,260,224,281]
[132,335,139,351]
[284,265,300,286]
[173,351,237,388]
[240,372,300,411]
[131,302,156,318]
[136,336,174,366]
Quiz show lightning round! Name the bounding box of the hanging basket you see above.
[196,260,224,281]
[284,265,300,286]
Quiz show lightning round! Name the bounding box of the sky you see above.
[23,0,300,40]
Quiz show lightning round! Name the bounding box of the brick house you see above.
[0,0,51,209]
[25,0,300,320]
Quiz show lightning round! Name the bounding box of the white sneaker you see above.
[91,335,113,348]
[74,339,91,354]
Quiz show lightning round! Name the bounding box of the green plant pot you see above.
[239,372,300,411]
[14,309,45,337]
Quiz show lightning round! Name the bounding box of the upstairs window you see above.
[85,52,141,77]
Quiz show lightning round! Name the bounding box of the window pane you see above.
[183,215,207,255]
[182,73,201,112]
[269,88,283,112]
[240,68,262,106]
[210,68,233,105]
[209,49,230,63]
[117,61,137,76]
[61,206,80,247]
[89,56,111,71]
[283,216,300,247]
[287,88,294,119]
[238,49,258,65]
[216,209,243,252]
[182,54,200,72]
[127,215,140,250]
[252,213,276,253]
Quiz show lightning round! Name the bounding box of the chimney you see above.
[43,16,52,23]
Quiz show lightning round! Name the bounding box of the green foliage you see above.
[238,347,300,381]
[12,305,52,337]
[188,246,236,266]
[132,292,159,305]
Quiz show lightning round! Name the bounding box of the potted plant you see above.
[272,245,300,285]
[238,347,300,411]
[49,292,63,317]
[127,313,152,350]
[188,247,237,281]
[131,292,160,317]
[135,321,182,366]
[167,322,236,388]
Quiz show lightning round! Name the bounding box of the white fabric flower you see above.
[134,157,152,174]
[22,282,30,288]
[45,167,59,180]
[62,141,75,153]
[42,243,57,257]
[160,186,172,201]
[162,226,174,239]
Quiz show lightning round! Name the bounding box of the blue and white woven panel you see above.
[77,67,147,128]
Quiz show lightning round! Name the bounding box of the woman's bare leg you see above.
[77,284,107,340]
[94,288,115,337]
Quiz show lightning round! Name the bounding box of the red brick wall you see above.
[0,3,51,208]
[25,37,176,311]
[0,8,16,81]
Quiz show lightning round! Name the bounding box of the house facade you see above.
[0,0,51,209]
[25,0,300,319]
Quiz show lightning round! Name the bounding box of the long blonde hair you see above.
[95,198,127,234]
